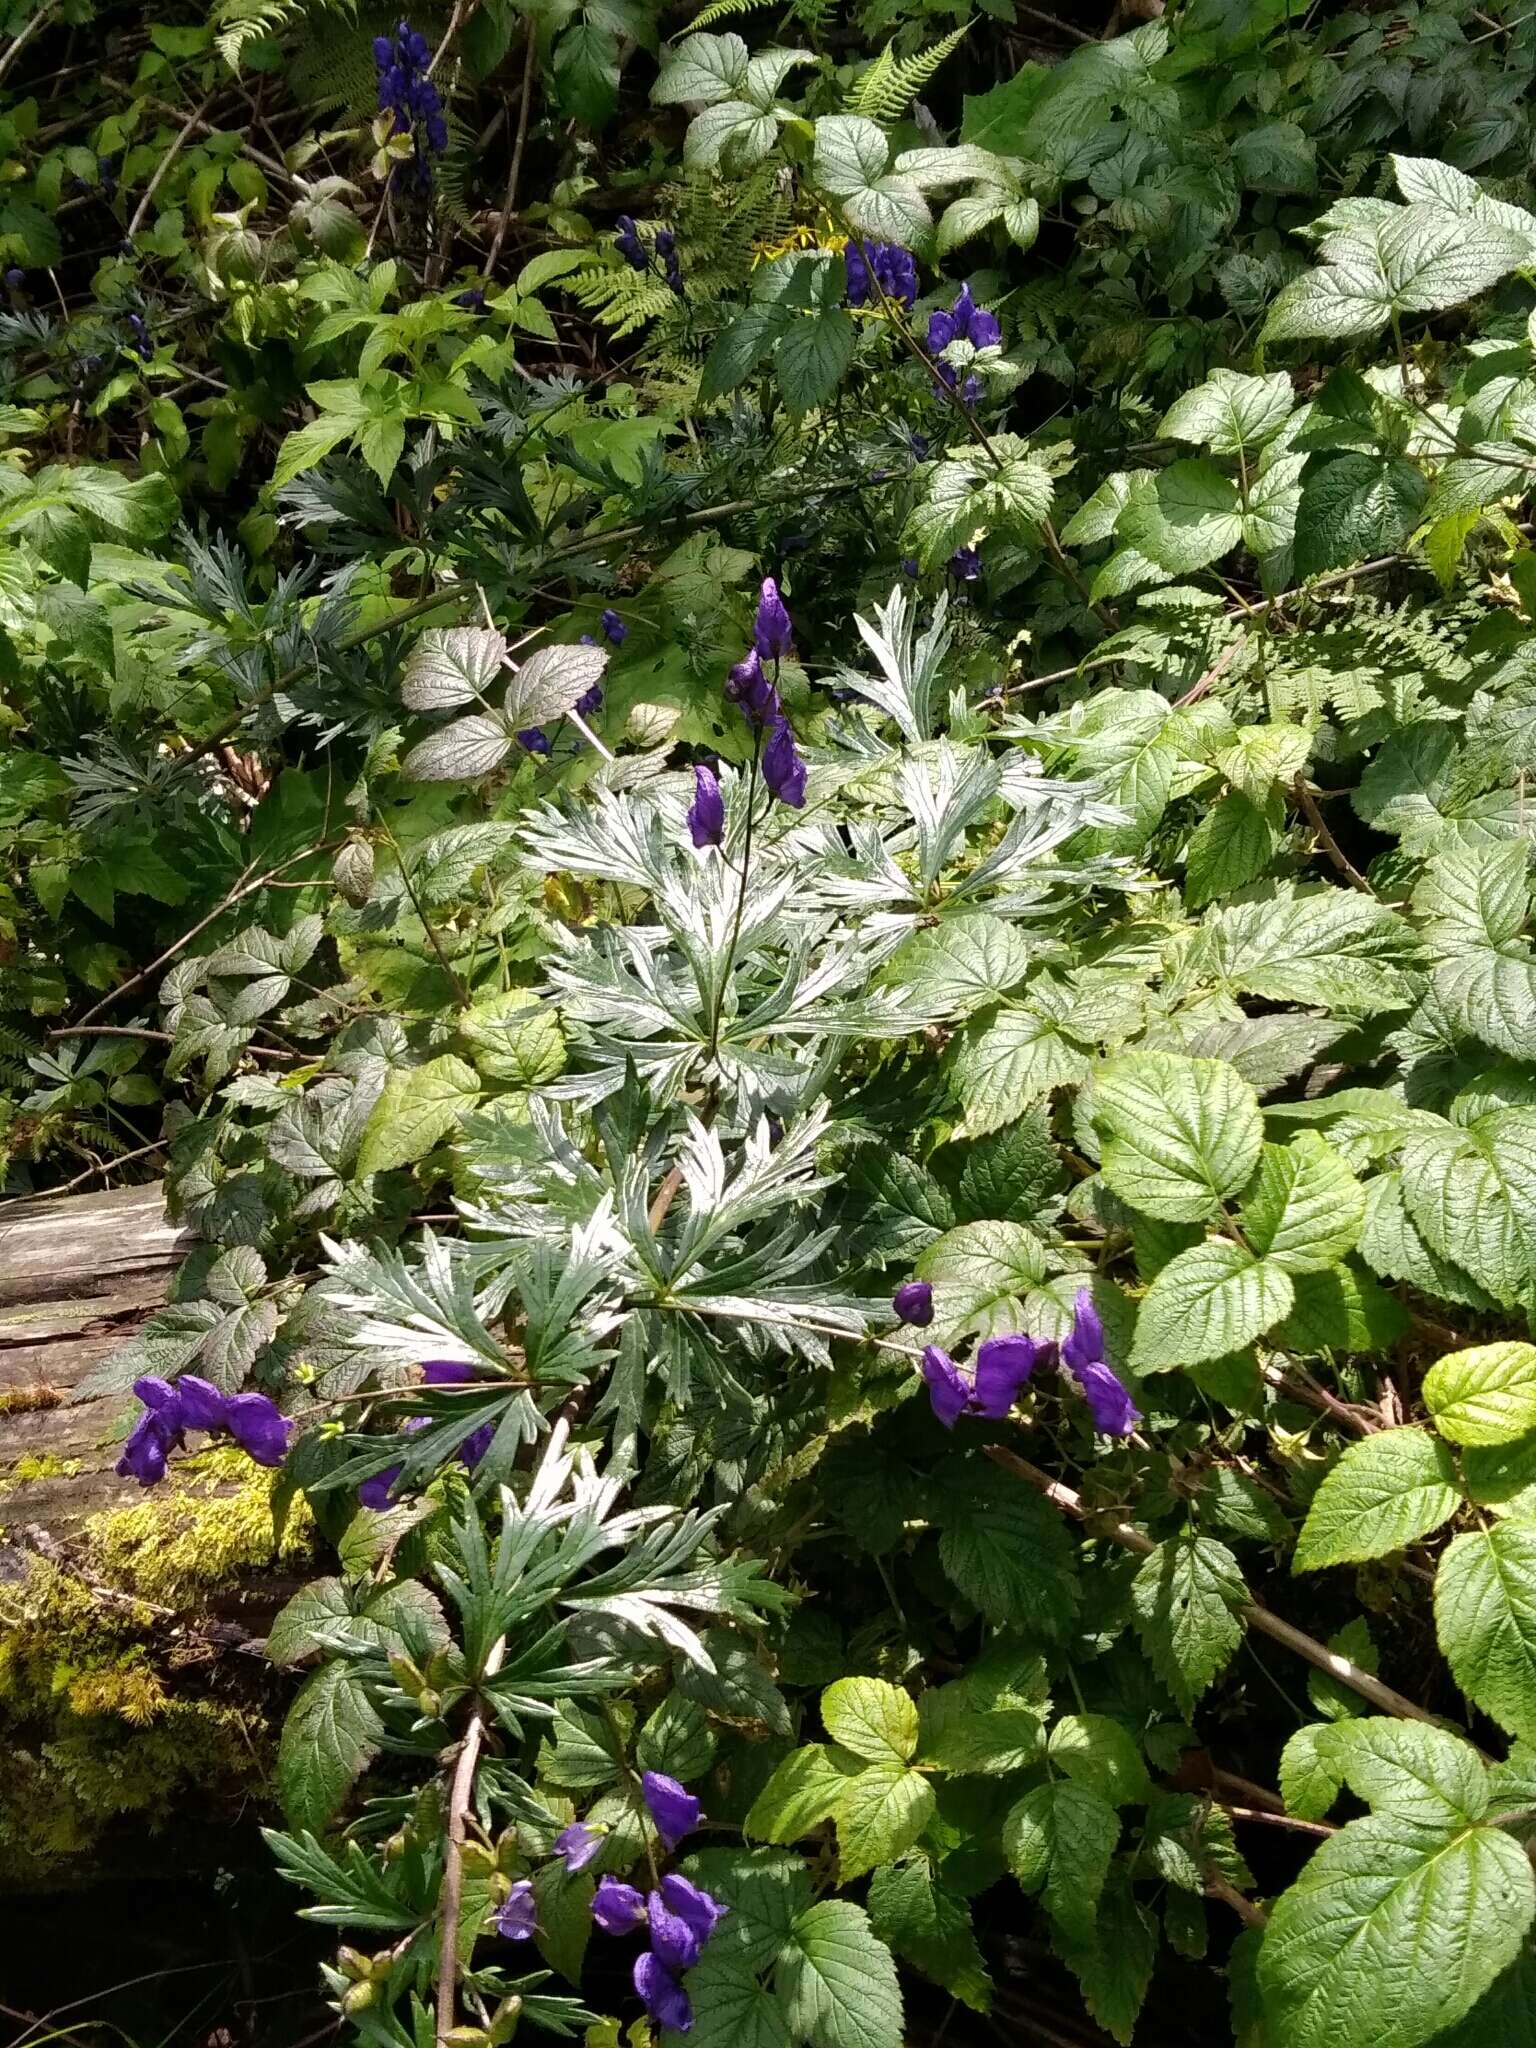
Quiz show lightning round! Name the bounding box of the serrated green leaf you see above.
[746,1746,849,1845]
[1241,1133,1365,1273]
[356,1054,479,1177]
[777,1898,904,2048]
[1436,1524,1536,1744]
[1004,1779,1120,1938]
[1131,1241,1294,1371]
[1425,1343,1536,1446]
[1295,1428,1459,1571]
[1093,1052,1264,1222]
[821,1677,919,1764]
[866,1858,991,2013]
[1129,1534,1245,1714]
[834,1758,935,1879]
[277,1663,384,1832]
[886,913,1029,1020]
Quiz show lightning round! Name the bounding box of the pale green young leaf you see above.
[745,1746,849,1844]
[885,913,1028,1020]
[1294,1428,1459,1572]
[821,1677,919,1764]
[1047,1713,1152,1805]
[356,1055,480,1177]
[1424,1343,1536,1446]
[652,30,750,103]
[953,1004,1092,1132]
[1436,1524,1536,1745]
[1117,458,1243,574]
[1159,369,1294,455]
[834,1759,935,1879]
[1280,1725,1345,1823]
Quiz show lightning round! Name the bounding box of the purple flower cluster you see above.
[615,215,684,296]
[358,1359,495,1509]
[844,240,918,310]
[579,1774,724,2034]
[719,581,808,811]
[927,283,1000,406]
[904,1283,1141,1439]
[373,21,447,192]
[117,1374,290,1487]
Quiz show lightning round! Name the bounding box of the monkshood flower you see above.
[762,718,807,809]
[126,312,152,361]
[452,287,487,315]
[600,607,627,646]
[115,1375,290,1486]
[495,1879,537,1941]
[893,1280,933,1327]
[927,282,1001,355]
[373,21,447,189]
[1061,1289,1142,1437]
[556,1820,604,1873]
[574,682,604,716]
[634,1951,692,2034]
[359,1360,492,1508]
[615,215,647,270]
[642,1771,700,1851]
[648,1876,728,1970]
[753,576,793,660]
[921,1335,1047,1429]
[592,1877,646,1934]
[688,764,725,848]
[655,227,684,295]
[845,240,918,309]
[518,728,551,755]
[949,545,982,581]
[724,648,781,727]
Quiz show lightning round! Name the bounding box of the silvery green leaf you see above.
[652,31,749,106]
[742,46,815,108]
[505,641,608,729]
[893,144,1015,191]
[685,99,780,170]
[402,713,514,782]
[844,583,953,743]
[400,626,506,710]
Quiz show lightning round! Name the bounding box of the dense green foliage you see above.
[12,0,1536,2042]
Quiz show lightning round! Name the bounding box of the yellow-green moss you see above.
[0,1451,82,1496]
[0,1453,315,1885]
[86,1445,314,1604]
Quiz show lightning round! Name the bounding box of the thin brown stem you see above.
[0,0,58,88]
[1295,777,1373,894]
[127,94,217,240]
[483,19,536,280]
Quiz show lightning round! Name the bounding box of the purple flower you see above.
[422,1359,475,1384]
[845,241,915,309]
[725,648,781,727]
[556,1820,604,1873]
[496,1878,538,1941]
[893,1280,934,1327]
[453,287,487,314]
[648,1886,706,1971]
[1061,1289,1141,1437]
[688,764,725,848]
[920,1346,971,1430]
[175,1375,228,1434]
[752,577,793,661]
[518,728,551,755]
[961,374,983,407]
[575,682,604,716]
[359,1464,402,1511]
[949,546,981,582]
[615,216,647,270]
[642,1771,700,1851]
[921,1335,1042,1428]
[600,607,627,646]
[901,555,921,578]
[971,1335,1042,1418]
[116,1407,177,1486]
[461,1420,496,1468]
[927,305,959,354]
[762,719,807,808]
[909,433,929,462]
[223,1392,291,1468]
[658,1874,726,1952]
[634,1951,692,2035]
[592,1876,646,1934]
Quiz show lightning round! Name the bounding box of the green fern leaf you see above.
[847,23,967,127]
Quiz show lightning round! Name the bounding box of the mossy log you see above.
[0,1182,192,1528]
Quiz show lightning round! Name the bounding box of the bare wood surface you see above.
[0,1182,193,1527]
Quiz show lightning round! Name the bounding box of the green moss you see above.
[0,1451,81,1494]
[0,1453,315,1885]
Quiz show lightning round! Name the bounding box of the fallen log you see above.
[0,1182,194,1529]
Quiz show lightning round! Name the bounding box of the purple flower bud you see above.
[901,555,920,577]
[634,1951,692,2035]
[4,267,24,290]
[920,1345,970,1430]
[373,33,393,62]
[575,682,604,716]
[592,1875,647,1934]
[949,546,981,582]
[655,229,676,256]
[642,1770,700,1851]
[752,576,793,661]
[175,1375,228,1434]
[223,1392,291,1468]
[460,1421,495,1469]
[927,306,958,354]
[909,434,929,463]
[579,632,597,645]
[518,728,551,755]
[762,718,807,809]
[893,1280,933,1326]
[423,1359,475,1383]
[453,287,487,314]
[600,608,627,645]
[496,1878,538,1941]
[971,1334,1040,1418]
[688,764,725,848]
[134,1375,183,1422]
[725,648,781,726]
[961,374,983,407]
[359,1464,402,1511]
[556,1820,604,1873]
[648,1886,706,1971]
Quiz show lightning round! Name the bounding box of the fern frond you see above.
[687,0,774,27]
[211,0,358,73]
[565,262,678,340]
[846,23,967,126]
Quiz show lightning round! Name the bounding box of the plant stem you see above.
[483,17,536,280]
